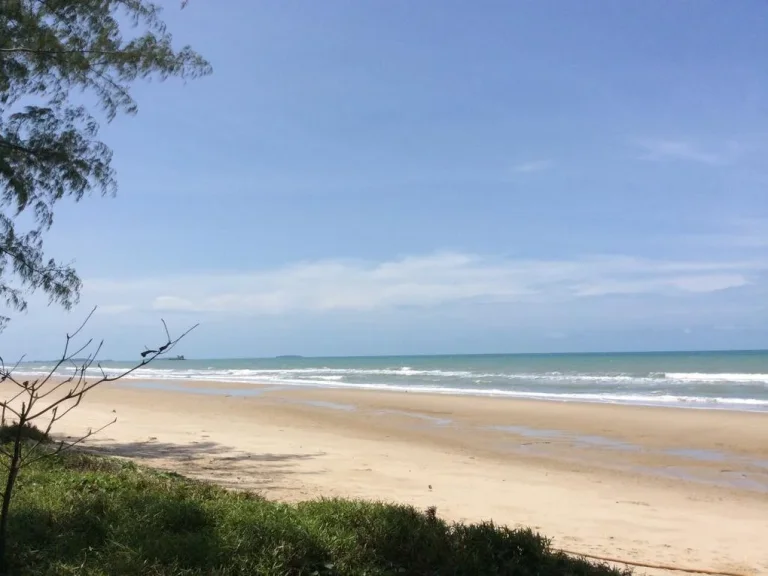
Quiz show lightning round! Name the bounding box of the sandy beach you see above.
[22,380,768,576]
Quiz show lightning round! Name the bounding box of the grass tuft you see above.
[3,448,632,575]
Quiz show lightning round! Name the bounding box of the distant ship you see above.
[167,355,185,361]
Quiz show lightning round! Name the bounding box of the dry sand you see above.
[18,380,768,575]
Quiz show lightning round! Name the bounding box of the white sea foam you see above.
[13,365,768,411]
[16,366,768,386]
[665,372,768,383]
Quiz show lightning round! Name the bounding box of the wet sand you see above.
[16,380,768,575]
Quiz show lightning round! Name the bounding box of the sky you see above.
[4,0,768,360]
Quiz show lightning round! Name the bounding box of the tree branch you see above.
[0,139,42,158]
[0,48,127,56]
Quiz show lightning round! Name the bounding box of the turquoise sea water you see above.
[18,350,768,412]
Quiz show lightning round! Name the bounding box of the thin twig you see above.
[23,418,117,468]
[2,313,196,485]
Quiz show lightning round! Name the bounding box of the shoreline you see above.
[16,378,767,575]
[119,375,768,414]
[15,346,768,415]
[15,370,768,413]
[121,379,768,460]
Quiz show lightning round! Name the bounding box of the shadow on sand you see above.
[77,437,324,493]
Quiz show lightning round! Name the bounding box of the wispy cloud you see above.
[511,160,552,173]
[635,139,740,165]
[83,253,764,316]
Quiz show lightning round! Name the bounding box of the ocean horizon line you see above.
[16,349,768,413]
[91,347,768,364]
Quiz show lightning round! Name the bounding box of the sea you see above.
[17,350,768,412]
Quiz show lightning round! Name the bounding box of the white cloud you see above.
[635,139,739,165]
[511,160,552,173]
[81,252,765,316]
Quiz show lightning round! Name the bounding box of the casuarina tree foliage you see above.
[0,0,211,327]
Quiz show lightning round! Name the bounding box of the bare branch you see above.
[161,319,171,343]
[67,306,97,344]
[0,355,26,382]
[26,319,197,421]
[0,404,21,422]
[2,313,196,452]
[23,418,117,468]
[1,392,28,415]
[35,306,99,392]
[18,407,58,465]
[2,312,194,477]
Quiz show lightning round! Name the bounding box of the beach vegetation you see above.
[0,447,632,575]
[0,311,196,574]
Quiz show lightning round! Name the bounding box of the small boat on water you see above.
[168,355,185,361]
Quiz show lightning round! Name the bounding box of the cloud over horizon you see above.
[81,252,764,316]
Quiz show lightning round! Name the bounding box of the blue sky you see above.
[5,0,768,359]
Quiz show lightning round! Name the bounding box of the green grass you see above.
[3,449,632,575]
